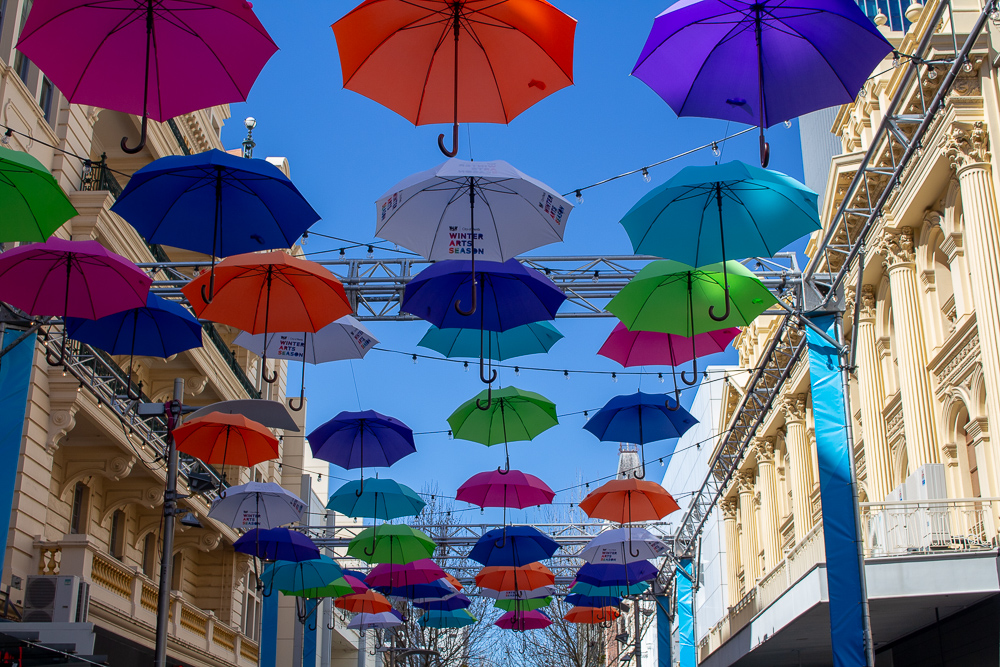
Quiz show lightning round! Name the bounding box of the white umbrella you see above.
[579,527,668,564]
[208,482,306,530]
[478,586,555,600]
[348,611,403,630]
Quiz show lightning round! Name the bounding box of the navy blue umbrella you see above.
[111,149,319,302]
[234,528,320,563]
[65,292,202,398]
[375,579,458,602]
[413,594,472,611]
[469,526,559,567]
[584,392,698,477]
[565,594,622,608]
[307,410,416,493]
[576,561,658,587]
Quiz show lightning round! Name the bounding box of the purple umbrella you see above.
[0,238,151,365]
[234,527,320,563]
[307,410,415,493]
[17,0,277,154]
[576,561,658,587]
[632,0,891,166]
[495,609,552,631]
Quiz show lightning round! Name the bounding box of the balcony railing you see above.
[860,498,1000,557]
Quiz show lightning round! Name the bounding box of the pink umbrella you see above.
[495,609,552,631]
[340,574,369,595]
[0,238,151,365]
[457,469,554,529]
[366,559,447,589]
[17,0,277,154]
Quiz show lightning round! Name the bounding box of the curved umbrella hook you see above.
[709,184,732,323]
[438,123,459,158]
[438,6,461,157]
[260,272,278,383]
[121,114,149,155]
[45,339,66,368]
[633,442,646,480]
[479,353,497,385]
[494,525,507,549]
[476,385,493,411]
[121,0,154,154]
[455,286,477,316]
[261,577,275,598]
[363,519,376,557]
[708,287,732,322]
[289,337,308,411]
[680,295,700,386]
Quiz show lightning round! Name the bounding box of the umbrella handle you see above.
[326,619,336,631]
[438,123,459,158]
[455,280,477,316]
[121,113,149,154]
[709,287,731,322]
[262,364,278,384]
[759,128,770,168]
[479,355,497,385]
[666,386,682,412]
[680,355,699,386]
[44,340,65,368]
[476,385,492,411]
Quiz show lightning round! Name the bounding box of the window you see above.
[170,552,183,591]
[109,509,126,560]
[242,574,262,642]
[70,482,89,534]
[142,533,157,578]
[38,76,53,122]
[13,50,28,84]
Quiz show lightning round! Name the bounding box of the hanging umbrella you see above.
[576,562,658,587]
[366,560,447,589]
[479,586,555,600]
[334,589,393,615]
[413,594,472,612]
[564,594,621,608]
[65,292,203,398]
[469,526,558,566]
[233,315,378,411]
[187,399,299,432]
[475,563,555,592]
[457,469,554,531]
[327,478,425,520]
[0,237,151,364]
[377,579,459,603]
[564,606,620,625]
[418,608,477,629]
[0,146,77,242]
[172,412,279,471]
[579,479,680,525]
[583,392,698,471]
[569,581,649,599]
[182,251,351,382]
[448,387,558,473]
[632,0,890,166]
[308,411,415,493]
[280,577,357,600]
[209,481,306,530]
[495,609,551,631]
[606,260,776,383]
[418,321,563,361]
[18,1,277,153]
[580,528,669,564]
[494,596,552,612]
[238,530,321,564]
[598,322,739,405]
[333,0,575,156]
[348,611,403,630]
[347,525,436,564]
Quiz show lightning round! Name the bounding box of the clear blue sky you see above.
[220,2,806,520]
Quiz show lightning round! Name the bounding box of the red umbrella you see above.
[173,412,279,472]
[579,479,680,525]
[564,606,619,625]
[334,590,393,614]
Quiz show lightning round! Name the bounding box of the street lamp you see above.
[242,117,256,158]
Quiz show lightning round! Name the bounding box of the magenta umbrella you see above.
[495,609,552,631]
[17,0,277,154]
[457,469,554,530]
[366,559,447,589]
[0,238,151,365]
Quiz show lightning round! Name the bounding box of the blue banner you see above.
[260,590,279,667]
[676,559,695,667]
[656,595,671,667]
[0,331,36,578]
[806,315,866,667]
[303,599,317,666]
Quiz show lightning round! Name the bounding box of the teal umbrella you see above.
[417,321,563,361]
[569,581,649,598]
[261,556,343,596]
[327,478,425,520]
[418,608,477,629]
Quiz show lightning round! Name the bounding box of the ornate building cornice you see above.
[782,394,807,423]
[942,121,990,171]
[754,436,776,463]
[880,227,915,268]
[737,469,756,493]
[721,499,738,520]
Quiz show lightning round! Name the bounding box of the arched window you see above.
[142,533,157,578]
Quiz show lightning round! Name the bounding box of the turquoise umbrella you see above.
[261,556,343,596]
[327,478,425,520]
[417,321,563,361]
[418,608,477,629]
[569,581,649,598]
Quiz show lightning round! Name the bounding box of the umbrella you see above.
[0,146,77,242]
[279,577,357,600]
[65,292,203,398]
[598,323,739,404]
[238,530,321,564]
[448,387,558,473]
[332,0,575,156]
[187,399,299,432]
[377,579,459,603]
[0,237,151,365]
[347,525,436,564]
[564,606,620,625]
[233,314,378,411]
[418,321,563,361]
[580,528,669,564]
[327,478,425,520]
[334,590,393,615]
[112,151,318,285]
[366,560,447,589]
[632,0,890,166]
[569,581,649,598]
[495,609,551,631]
[583,392,698,471]
[413,594,472,612]
[579,479,680,525]
[469,526,558,566]
[418,609,477,629]
[182,251,352,382]
[209,481,306,530]
[606,260,776,383]
[348,611,403,630]
[308,411,416,492]
[479,586,555,600]
[494,596,552,612]
[457,469,554,530]
[172,412,279,471]
[261,557,343,603]
[475,563,555,592]
[576,562,658,587]
[564,594,621,608]
[18,0,277,153]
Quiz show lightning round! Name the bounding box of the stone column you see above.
[882,227,939,470]
[754,437,782,572]
[721,499,741,607]
[737,470,760,584]
[855,284,895,501]
[783,394,815,542]
[944,122,1000,436]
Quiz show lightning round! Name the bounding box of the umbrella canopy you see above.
[468,526,559,567]
[280,576,362,599]
[377,579,459,603]
[65,292,202,359]
[237,529,320,563]
[570,581,649,598]
[457,470,554,510]
[583,391,698,470]
[374,159,572,262]
[494,596,552,612]
[172,412,279,469]
[186,399,299,432]
[564,594,620,608]
[599,323,739,368]
[234,315,378,364]
[347,525,436,565]
[479,586,555,600]
[579,479,680,524]
[564,606,620,624]
[0,147,77,242]
[413,594,472,611]
[208,482,306,530]
[348,611,403,630]
[495,609,551,631]
[334,590,393,615]
[327,478,425,521]
[308,411,416,486]
[580,528,669,564]
[262,556,343,594]
[576,562,658,587]
[475,563,555,592]
[418,608,477,629]
[366,560,447,589]
[418,321,563,361]
[333,0,575,156]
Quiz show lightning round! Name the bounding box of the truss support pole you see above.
[154,378,185,667]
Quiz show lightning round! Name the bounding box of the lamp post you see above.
[242,117,256,159]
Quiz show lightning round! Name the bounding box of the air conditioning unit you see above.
[23,575,90,623]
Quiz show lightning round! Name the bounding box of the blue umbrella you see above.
[375,579,458,602]
[110,149,319,302]
[234,527,319,563]
[469,526,559,567]
[418,608,477,629]
[307,410,415,492]
[413,593,472,611]
[584,392,698,476]
[565,594,622,608]
[261,556,343,597]
[65,292,202,398]
[576,561,658,587]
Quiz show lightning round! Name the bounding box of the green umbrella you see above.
[347,525,436,564]
[606,260,776,385]
[0,147,78,242]
[418,321,563,361]
[494,596,553,612]
[448,386,558,473]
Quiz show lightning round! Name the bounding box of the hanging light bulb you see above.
[583,411,589,421]
[711,141,720,157]
[301,232,309,246]
[1,129,12,146]
[892,51,900,68]
[339,248,346,258]
[412,354,418,364]
[447,431,452,440]
[927,66,937,80]
[612,372,618,383]
[592,270,600,283]
[367,246,374,259]
[575,189,583,204]
[464,361,469,372]
[564,370,569,380]
[642,168,651,183]
[660,458,665,467]
[514,366,520,377]
[658,373,664,383]
[963,59,974,73]
[783,120,792,128]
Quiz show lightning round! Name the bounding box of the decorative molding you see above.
[737,469,756,493]
[880,227,916,268]
[58,447,137,499]
[99,481,164,524]
[46,377,83,454]
[942,121,990,171]
[860,284,877,320]
[754,436,776,463]
[174,529,222,554]
[721,499,739,520]
[782,394,807,423]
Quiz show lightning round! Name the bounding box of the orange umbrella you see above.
[334,589,393,615]
[579,479,680,524]
[182,251,352,382]
[173,412,279,469]
[475,562,554,592]
[444,573,464,591]
[332,0,576,156]
[564,606,620,624]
